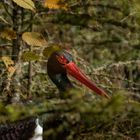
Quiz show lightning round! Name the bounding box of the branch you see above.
[70,3,122,12]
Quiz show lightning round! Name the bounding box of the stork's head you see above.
[47,50,110,99]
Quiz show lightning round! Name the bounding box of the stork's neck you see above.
[48,73,73,92]
[47,52,74,92]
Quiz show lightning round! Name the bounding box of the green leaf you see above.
[43,45,61,58]
[22,51,40,61]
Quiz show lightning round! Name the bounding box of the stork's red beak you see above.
[65,62,110,99]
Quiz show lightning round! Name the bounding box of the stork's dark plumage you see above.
[0,117,42,140]
[0,49,110,140]
[47,50,74,92]
[47,49,110,99]
[0,118,36,140]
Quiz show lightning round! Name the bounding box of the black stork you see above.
[47,49,110,99]
[0,48,110,140]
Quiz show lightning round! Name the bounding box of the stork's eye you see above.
[56,55,68,65]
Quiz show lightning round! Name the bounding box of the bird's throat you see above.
[50,74,73,92]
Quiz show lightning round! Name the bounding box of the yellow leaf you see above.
[2,56,16,77]
[0,28,16,40]
[22,51,40,61]
[12,0,36,12]
[43,0,68,10]
[43,45,61,58]
[7,66,16,77]
[2,56,14,68]
[22,32,47,47]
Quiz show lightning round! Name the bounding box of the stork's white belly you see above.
[30,118,43,140]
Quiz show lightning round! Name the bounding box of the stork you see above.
[0,49,110,140]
